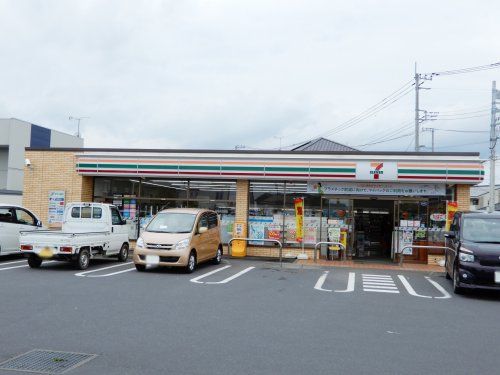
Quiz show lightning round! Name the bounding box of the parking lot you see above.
[0,255,499,375]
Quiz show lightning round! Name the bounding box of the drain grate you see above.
[0,349,97,374]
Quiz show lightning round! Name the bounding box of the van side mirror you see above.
[444,231,455,239]
[198,226,208,234]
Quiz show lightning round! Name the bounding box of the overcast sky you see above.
[0,0,499,169]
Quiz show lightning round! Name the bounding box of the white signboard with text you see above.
[307,182,445,196]
[48,190,65,225]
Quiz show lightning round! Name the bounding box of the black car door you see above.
[447,213,461,272]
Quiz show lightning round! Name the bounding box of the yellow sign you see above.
[232,221,247,257]
[294,198,304,242]
[445,201,458,231]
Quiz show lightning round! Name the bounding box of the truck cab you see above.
[20,203,130,270]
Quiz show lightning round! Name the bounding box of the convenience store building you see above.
[23,147,484,263]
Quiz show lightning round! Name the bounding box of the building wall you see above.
[50,130,84,148]
[22,150,90,227]
[0,148,8,190]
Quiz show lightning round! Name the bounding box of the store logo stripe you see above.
[309,168,357,173]
[220,166,265,171]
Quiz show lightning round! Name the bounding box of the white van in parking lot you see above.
[20,202,130,269]
[0,204,42,256]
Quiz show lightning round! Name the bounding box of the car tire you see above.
[212,247,222,265]
[185,251,196,274]
[76,249,90,270]
[452,265,463,294]
[27,255,42,268]
[117,243,129,262]
[135,264,146,272]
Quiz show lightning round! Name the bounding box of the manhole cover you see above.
[0,349,97,374]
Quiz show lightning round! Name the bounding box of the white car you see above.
[20,202,130,269]
[0,204,42,256]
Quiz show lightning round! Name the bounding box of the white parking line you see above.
[0,261,56,271]
[314,271,332,292]
[335,272,356,293]
[84,267,137,278]
[362,274,399,294]
[74,262,134,277]
[398,275,432,298]
[425,277,452,299]
[205,267,255,284]
[0,260,27,266]
[189,265,231,284]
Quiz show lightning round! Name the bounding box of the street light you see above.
[68,116,89,138]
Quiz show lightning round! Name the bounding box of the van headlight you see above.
[459,252,474,263]
[136,237,145,248]
[174,238,190,250]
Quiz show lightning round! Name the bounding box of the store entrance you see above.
[353,199,394,259]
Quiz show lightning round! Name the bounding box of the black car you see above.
[444,211,500,294]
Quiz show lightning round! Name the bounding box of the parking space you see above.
[0,256,499,375]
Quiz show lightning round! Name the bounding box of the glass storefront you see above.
[93,178,236,242]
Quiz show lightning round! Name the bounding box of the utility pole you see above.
[414,63,420,151]
[422,127,436,152]
[489,81,499,213]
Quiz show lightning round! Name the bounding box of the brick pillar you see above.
[235,180,249,223]
[456,184,471,211]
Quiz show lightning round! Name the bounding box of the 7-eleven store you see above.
[23,148,484,264]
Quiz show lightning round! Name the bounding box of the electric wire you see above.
[427,61,500,76]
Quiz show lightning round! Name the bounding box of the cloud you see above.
[0,0,498,157]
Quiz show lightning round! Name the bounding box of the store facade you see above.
[23,148,483,263]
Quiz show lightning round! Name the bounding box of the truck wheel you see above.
[118,243,129,262]
[28,255,42,268]
[185,251,196,274]
[76,249,90,270]
[135,264,146,272]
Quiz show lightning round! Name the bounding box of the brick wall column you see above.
[23,151,92,228]
[456,184,471,211]
[235,179,249,225]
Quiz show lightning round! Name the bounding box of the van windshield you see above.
[146,213,196,233]
[462,217,500,243]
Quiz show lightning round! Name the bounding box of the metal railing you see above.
[398,245,455,266]
[228,238,284,267]
[313,242,346,262]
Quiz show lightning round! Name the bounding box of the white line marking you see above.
[364,289,400,293]
[189,265,231,284]
[85,267,137,278]
[0,260,27,266]
[397,275,432,298]
[363,284,398,290]
[206,267,255,284]
[335,272,355,293]
[75,262,133,277]
[363,273,392,280]
[314,271,332,292]
[425,277,452,299]
[0,261,56,271]
[362,280,395,285]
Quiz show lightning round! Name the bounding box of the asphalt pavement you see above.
[0,255,499,375]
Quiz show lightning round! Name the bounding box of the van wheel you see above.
[453,265,463,294]
[28,255,42,268]
[135,264,146,272]
[76,249,90,270]
[185,251,196,274]
[212,247,222,265]
[118,243,129,262]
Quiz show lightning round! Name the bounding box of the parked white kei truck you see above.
[20,203,130,270]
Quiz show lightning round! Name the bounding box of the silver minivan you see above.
[0,204,42,256]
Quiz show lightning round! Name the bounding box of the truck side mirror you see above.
[36,220,42,227]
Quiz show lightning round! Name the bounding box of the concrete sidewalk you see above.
[296,258,444,273]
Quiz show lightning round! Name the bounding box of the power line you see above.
[427,61,500,76]
[435,141,490,149]
[355,133,413,148]
[431,129,489,133]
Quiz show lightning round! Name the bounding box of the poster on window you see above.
[445,201,458,231]
[399,228,414,255]
[248,217,273,245]
[48,190,65,225]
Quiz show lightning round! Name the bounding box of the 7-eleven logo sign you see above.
[370,162,384,180]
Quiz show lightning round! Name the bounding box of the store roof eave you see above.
[26,147,481,158]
